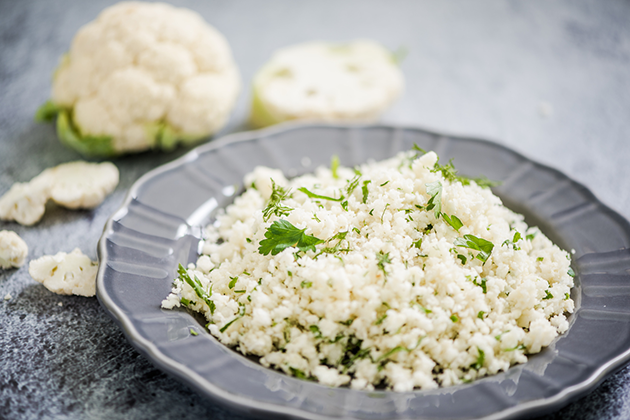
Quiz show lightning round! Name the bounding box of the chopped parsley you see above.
[450,314,459,322]
[219,303,245,333]
[443,213,463,232]
[502,231,522,250]
[362,180,371,203]
[380,181,389,187]
[262,179,293,222]
[259,219,324,255]
[301,280,313,288]
[567,268,575,277]
[190,329,198,336]
[298,187,344,202]
[526,232,537,241]
[471,347,485,370]
[177,263,215,314]
[477,311,485,320]
[543,290,553,300]
[432,157,500,189]
[454,234,494,263]
[228,276,238,289]
[425,181,443,218]
[309,325,323,339]
[457,254,467,265]
[346,175,361,196]
[537,257,544,262]
[376,251,391,277]
[331,155,340,179]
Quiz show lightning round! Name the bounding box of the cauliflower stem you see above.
[36,101,204,156]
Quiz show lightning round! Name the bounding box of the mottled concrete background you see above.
[1,0,630,419]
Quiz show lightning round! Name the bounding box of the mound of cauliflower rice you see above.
[162,149,575,391]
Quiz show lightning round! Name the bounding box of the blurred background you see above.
[1,1,630,419]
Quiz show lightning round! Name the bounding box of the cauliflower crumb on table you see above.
[163,149,575,391]
[0,231,28,269]
[29,248,98,297]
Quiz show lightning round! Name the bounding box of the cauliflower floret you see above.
[0,231,28,269]
[36,1,241,156]
[45,161,119,209]
[29,248,98,297]
[0,161,119,225]
[0,181,50,226]
[250,40,404,128]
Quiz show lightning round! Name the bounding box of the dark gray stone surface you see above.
[1,1,629,419]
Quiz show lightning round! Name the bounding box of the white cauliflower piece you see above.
[45,161,119,209]
[0,181,50,226]
[0,231,28,269]
[36,1,240,156]
[29,248,98,297]
[0,161,119,225]
[250,40,404,128]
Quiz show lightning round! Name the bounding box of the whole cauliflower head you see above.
[36,2,240,156]
[0,231,28,269]
[250,40,404,128]
[29,248,98,297]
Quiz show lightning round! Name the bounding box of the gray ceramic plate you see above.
[97,124,630,420]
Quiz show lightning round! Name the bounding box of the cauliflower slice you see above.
[250,40,404,128]
[29,248,98,297]
[0,231,28,269]
[0,161,119,225]
[35,2,240,156]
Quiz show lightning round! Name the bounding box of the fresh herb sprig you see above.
[454,235,495,263]
[262,179,293,221]
[298,187,344,202]
[177,263,215,314]
[425,181,443,218]
[259,219,324,255]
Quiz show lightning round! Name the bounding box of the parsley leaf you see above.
[432,157,500,189]
[320,231,350,254]
[262,179,293,221]
[454,234,494,263]
[412,143,427,158]
[219,303,246,333]
[362,180,371,203]
[177,264,215,314]
[425,181,442,218]
[331,155,340,179]
[228,276,238,289]
[443,214,463,232]
[567,267,575,277]
[376,251,391,277]
[259,219,324,255]
[346,175,361,196]
[471,347,485,370]
[298,187,344,202]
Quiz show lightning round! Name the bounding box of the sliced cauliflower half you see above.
[29,248,98,297]
[35,2,240,156]
[250,40,404,128]
[0,231,28,269]
[0,161,119,225]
